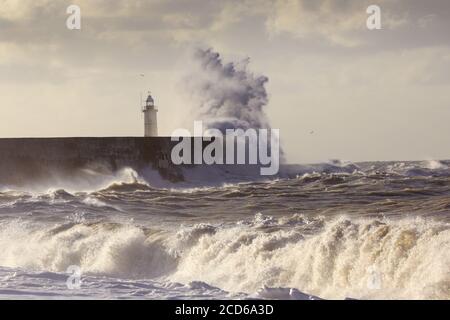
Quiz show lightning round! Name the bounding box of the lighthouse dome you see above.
[146,94,154,106]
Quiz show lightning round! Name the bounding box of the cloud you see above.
[1,0,449,49]
[264,0,404,46]
[264,0,450,48]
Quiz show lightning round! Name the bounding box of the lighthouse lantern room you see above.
[142,92,158,137]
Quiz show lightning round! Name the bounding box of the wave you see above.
[0,167,148,194]
[169,215,450,300]
[0,219,177,279]
[2,158,449,195]
[0,214,448,300]
[424,160,448,170]
[384,161,450,177]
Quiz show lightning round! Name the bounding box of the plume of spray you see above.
[182,48,285,164]
[185,48,272,132]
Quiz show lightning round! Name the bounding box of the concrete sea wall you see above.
[0,137,183,185]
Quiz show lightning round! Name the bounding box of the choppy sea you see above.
[0,160,449,300]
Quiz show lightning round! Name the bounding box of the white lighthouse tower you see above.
[142,92,158,137]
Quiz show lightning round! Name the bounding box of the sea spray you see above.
[0,214,448,299]
[185,48,271,132]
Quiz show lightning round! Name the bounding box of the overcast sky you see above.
[1,0,449,163]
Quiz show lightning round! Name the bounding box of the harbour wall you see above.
[0,137,182,185]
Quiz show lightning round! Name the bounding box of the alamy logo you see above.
[170,121,280,176]
[66,5,81,30]
[366,5,382,30]
[66,265,82,289]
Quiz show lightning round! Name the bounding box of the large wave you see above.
[0,214,448,300]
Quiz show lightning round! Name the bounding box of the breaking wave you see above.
[0,214,448,300]
[1,158,449,194]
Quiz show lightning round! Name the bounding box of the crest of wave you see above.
[425,160,448,170]
[168,215,450,300]
[2,214,447,299]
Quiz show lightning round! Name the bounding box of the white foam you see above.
[0,215,448,300]
[424,160,448,170]
[168,215,450,300]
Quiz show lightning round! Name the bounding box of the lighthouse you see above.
[142,92,158,137]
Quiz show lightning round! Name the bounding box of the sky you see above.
[0,0,449,163]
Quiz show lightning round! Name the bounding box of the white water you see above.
[0,214,448,300]
[1,160,449,299]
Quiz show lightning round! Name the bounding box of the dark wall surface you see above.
[0,137,183,185]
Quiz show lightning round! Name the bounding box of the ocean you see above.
[0,160,449,300]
